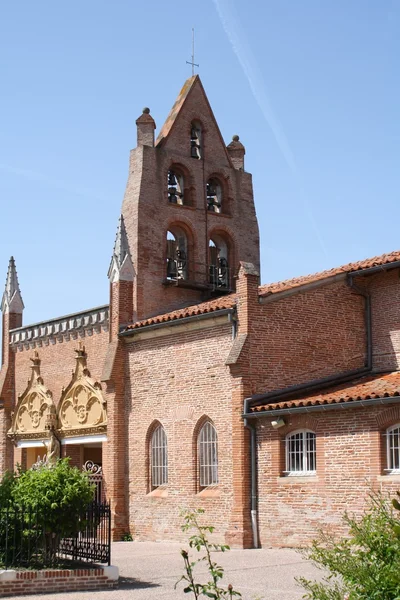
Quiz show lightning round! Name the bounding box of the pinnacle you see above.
[1,256,24,313]
[108,215,135,282]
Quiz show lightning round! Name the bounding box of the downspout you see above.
[243,397,259,548]
[347,274,372,370]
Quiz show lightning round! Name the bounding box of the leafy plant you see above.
[298,492,400,599]
[121,532,133,541]
[12,458,95,537]
[176,508,241,600]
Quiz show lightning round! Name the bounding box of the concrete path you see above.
[12,541,322,600]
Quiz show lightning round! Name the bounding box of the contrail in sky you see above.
[212,0,327,256]
[0,163,106,202]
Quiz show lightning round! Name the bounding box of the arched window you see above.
[209,236,229,289]
[386,425,400,473]
[151,424,168,488]
[198,421,218,487]
[285,430,316,475]
[167,169,184,205]
[166,229,188,280]
[206,178,222,213]
[190,121,202,159]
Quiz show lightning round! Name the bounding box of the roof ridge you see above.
[259,249,400,297]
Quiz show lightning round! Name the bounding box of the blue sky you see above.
[0,1,399,330]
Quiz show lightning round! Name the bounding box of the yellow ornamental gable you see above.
[9,351,55,438]
[58,343,107,431]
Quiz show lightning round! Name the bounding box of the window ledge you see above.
[197,486,220,498]
[378,473,400,482]
[148,486,168,498]
[277,475,318,484]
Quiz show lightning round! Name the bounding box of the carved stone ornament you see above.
[8,352,55,437]
[58,343,107,431]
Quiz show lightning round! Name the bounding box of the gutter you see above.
[119,307,235,337]
[243,394,400,419]
[243,399,259,549]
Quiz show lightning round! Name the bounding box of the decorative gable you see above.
[155,75,232,167]
[8,351,55,439]
[58,343,107,433]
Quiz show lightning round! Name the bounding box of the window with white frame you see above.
[285,430,316,475]
[151,424,168,488]
[386,425,400,473]
[198,421,218,488]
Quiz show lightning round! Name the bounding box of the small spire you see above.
[108,215,135,282]
[1,256,24,314]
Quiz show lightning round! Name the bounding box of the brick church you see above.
[1,75,400,548]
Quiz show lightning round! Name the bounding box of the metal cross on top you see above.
[186,28,199,76]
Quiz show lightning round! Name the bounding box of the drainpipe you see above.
[347,275,372,370]
[243,397,259,549]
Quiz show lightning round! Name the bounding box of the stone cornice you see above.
[9,305,109,349]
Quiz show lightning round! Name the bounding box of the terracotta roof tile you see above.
[250,371,400,413]
[122,294,236,332]
[259,250,400,297]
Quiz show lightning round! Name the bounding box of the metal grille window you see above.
[285,430,316,476]
[386,425,400,472]
[151,425,168,488]
[198,422,218,488]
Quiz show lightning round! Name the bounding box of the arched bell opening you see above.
[166,227,189,281]
[167,168,185,205]
[208,233,232,290]
[206,177,223,213]
[190,120,202,159]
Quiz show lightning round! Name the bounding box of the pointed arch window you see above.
[285,430,316,476]
[166,229,188,280]
[198,421,218,488]
[151,424,168,488]
[206,178,222,213]
[168,169,184,205]
[190,121,202,159]
[209,236,230,289]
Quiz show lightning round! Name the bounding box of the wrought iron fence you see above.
[0,502,111,569]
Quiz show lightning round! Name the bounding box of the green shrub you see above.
[298,492,400,600]
[12,458,95,537]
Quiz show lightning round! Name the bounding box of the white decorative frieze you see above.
[10,305,109,348]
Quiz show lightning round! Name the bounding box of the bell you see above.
[167,258,177,279]
[168,170,177,186]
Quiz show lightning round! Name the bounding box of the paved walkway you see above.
[12,541,322,600]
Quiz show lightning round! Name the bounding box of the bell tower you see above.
[118,75,260,322]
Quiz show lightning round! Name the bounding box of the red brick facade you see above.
[1,75,400,549]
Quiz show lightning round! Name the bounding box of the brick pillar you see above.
[103,217,134,539]
[0,311,22,475]
[226,262,259,548]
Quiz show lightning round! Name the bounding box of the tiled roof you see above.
[259,250,400,297]
[250,371,400,413]
[122,294,236,332]
[155,76,197,146]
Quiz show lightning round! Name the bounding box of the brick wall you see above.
[125,322,245,543]
[13,329,109,404]
[249,281,366,395]
[0,567,118,598]
[368,269,400,371]
[256,403,400,547]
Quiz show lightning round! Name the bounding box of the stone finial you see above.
[1,256,24,314]
[108,215,135,283]
[136,107,156,147]
[227,135,245,171]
